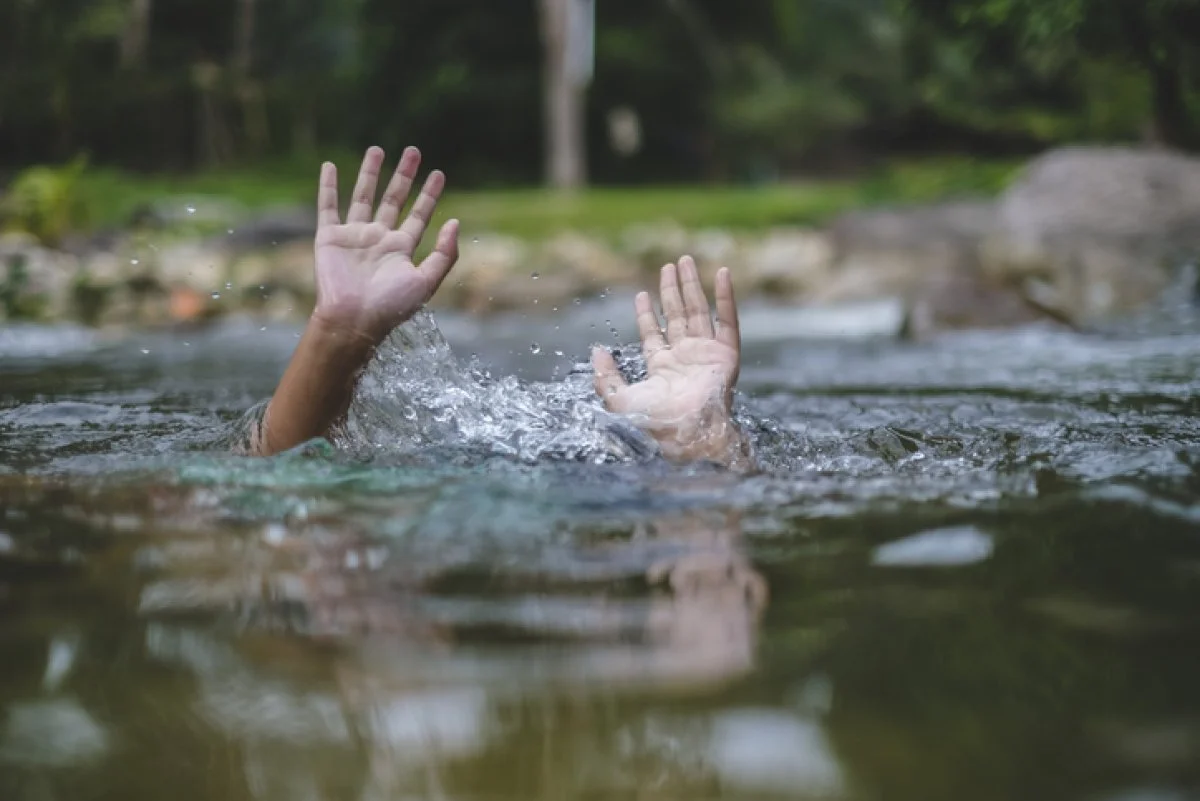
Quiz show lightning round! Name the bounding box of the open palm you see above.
[593,257,741,456]
[312,146,459,344]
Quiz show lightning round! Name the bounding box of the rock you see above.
[819,200,996,305]
[127,196,245,230]
[742,228,833,298]
[898,269,1060,340]
[536,231,637,289]
[620,221,691,273]
[983,146,1200,324]
[150,241,228,292]
[435,234,531,312]
[220,206,315,251]
[0,232,78,320]
[690,228,743,270]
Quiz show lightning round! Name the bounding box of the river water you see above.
[2,294,1199,801]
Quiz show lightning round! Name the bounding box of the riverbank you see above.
[3,147,1198,336]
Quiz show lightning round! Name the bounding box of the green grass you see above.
[69,154,1022,240]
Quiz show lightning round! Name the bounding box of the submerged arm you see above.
[245,146,459,456]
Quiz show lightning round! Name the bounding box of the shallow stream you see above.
[2,295,1199,801]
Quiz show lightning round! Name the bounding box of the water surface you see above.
[2,300,1200,801]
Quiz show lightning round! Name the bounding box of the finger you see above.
[416,218,460,291]
[634,291,666,356]
[395,170,446,256]
[679,255,713,338]
[374,146,421,228]
[591,347,628,404]
[714,266,740,352]
[659,262,687,345]
[317,161,340,228]
[346,146,385,223]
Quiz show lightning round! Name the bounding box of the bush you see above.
[1,157,90,245]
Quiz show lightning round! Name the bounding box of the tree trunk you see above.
[120,0,153,69]
[539,0,588,189]
[1148,58,1194,150]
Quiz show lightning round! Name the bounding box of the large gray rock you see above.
[983,146,1200,323]
[818,199,1046,332]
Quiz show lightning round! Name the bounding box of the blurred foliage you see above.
[0,0,1195,187]
[899,0,1200,147]
[0,158,91,245]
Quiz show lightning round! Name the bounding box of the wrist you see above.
[308,310,385,356]
[647,410,754,470]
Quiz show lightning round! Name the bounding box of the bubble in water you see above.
[531,272,540,280]
[130,258,139,266]
[552,306,558,312]
[259,326,267,332]
[472,237,479,244]
[185,205,196,215]
[573,298,582,305]
[224,282,233,290]
[140,349,150,355]
[530,342,542,354]
[554,350,564,357]
[211,292,221,300]
[227,228,235,235]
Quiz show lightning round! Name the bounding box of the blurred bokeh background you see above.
[2,0,1199,333]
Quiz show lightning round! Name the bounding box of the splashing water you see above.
[339,310,662,464]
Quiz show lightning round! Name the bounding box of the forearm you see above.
[250,316,377,456]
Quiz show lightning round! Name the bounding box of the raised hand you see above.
[592,256,751,467]
[313,146,459,345]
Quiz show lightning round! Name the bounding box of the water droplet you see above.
[533,299,539,305]
[554,350,564,357]
[130,258,139,266]
[552,306,558,312]
[183,341,190,347]
[573,297,581,305]
[211,292,221,300]
[227,228,235,235]
[140,348,150,355]
[472,237,480,244]
[185,205,196,215]
[224,281,233,290]
[530,342,542,354]
[259,326,267,331]
[531,272,540,280]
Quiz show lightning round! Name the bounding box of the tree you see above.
[539,0,592,188]
[899,0,1200,149]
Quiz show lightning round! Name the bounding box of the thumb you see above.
[592,346,627,405]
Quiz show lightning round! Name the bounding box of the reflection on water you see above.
[2,305,1200,800]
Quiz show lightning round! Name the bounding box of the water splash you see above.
[339,310,660,464]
